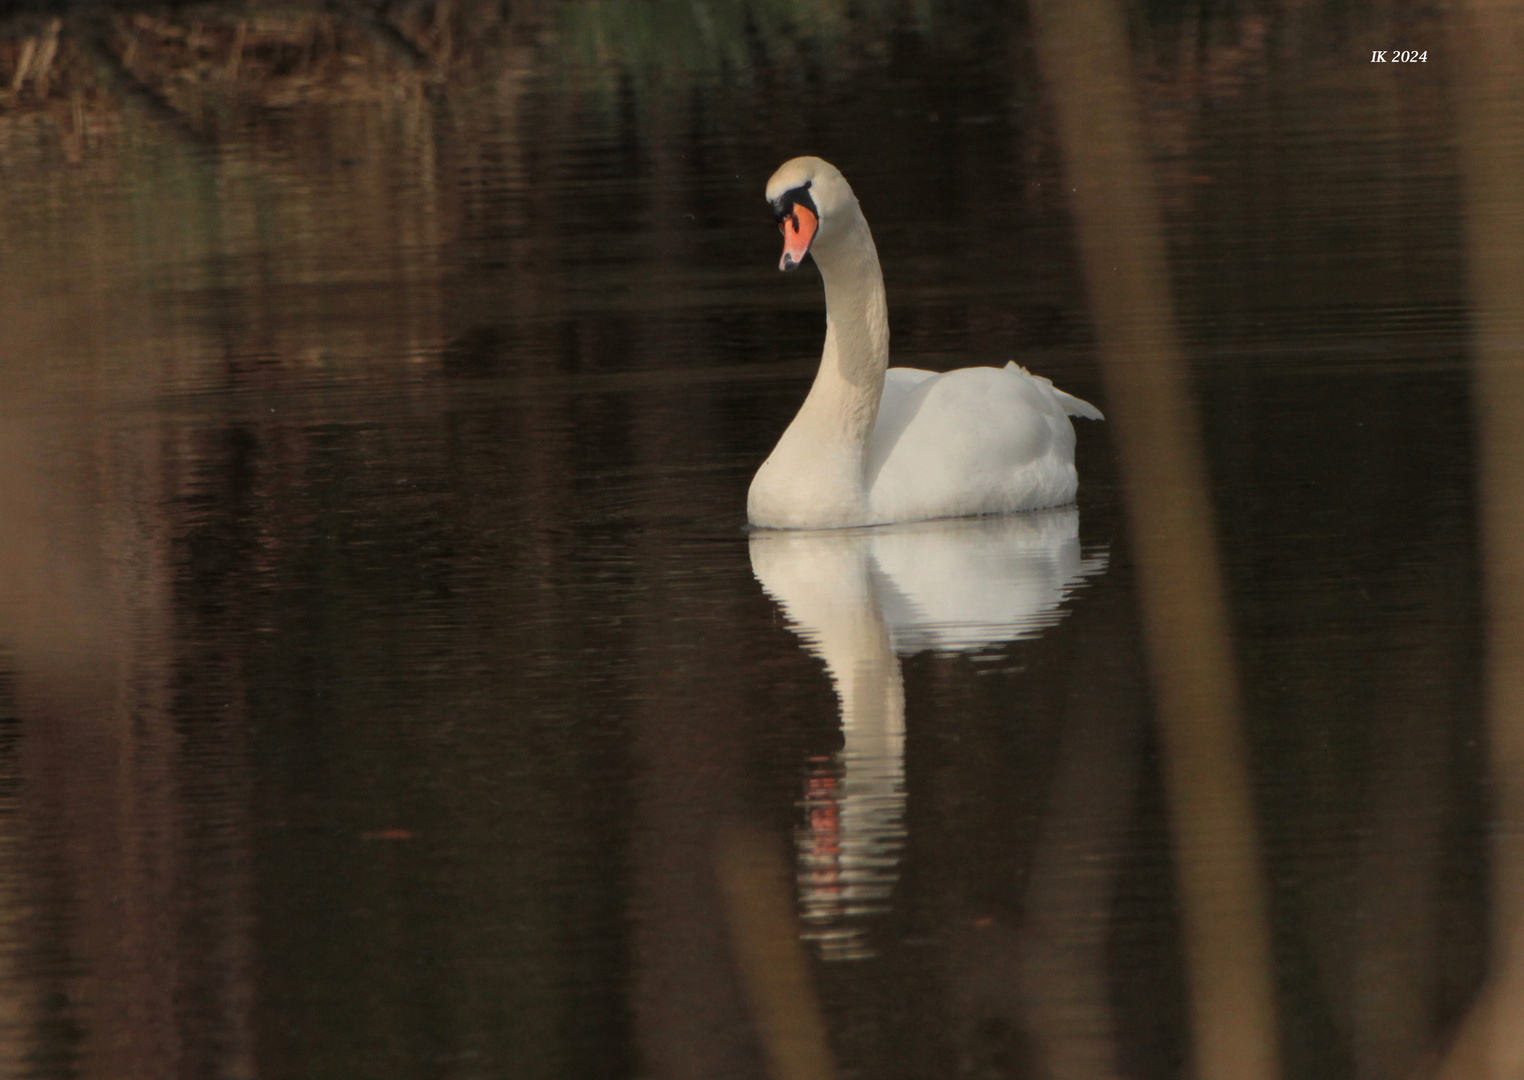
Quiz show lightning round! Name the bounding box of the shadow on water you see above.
[0,0,1508,1077]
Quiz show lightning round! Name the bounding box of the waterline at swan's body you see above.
[748,156,1102,531]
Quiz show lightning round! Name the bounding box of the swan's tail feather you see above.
[1004,361,1105,420]
[1054,388,1104,421]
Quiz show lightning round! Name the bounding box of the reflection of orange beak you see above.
[779,204,818,271]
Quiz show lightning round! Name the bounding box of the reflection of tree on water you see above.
[751,511,1105,960]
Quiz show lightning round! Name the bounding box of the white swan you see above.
[749,157,1104,530]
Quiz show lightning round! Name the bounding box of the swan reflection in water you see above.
[749,510,1107,960]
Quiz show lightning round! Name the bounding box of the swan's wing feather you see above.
[1004,362,1104,420]
[1053,388,1104,421]
[867,365,1080,521]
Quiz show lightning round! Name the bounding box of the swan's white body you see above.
[749,157,1102,530]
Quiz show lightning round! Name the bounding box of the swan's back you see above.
[864,363,1092,524]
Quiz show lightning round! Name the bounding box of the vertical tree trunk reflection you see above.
[1015,578,1145,1079]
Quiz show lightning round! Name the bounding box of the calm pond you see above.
[0,2,1513,1077]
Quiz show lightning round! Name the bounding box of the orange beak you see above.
[779,204,818,271]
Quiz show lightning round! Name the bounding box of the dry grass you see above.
[0,1,542,151]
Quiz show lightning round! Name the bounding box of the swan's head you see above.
[766,157,858,272]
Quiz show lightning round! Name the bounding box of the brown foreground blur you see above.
[1436,1,1524,1078]
[1028,0,1280,1076]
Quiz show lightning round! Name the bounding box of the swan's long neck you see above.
[748,201,891,528]
[801,210,890,449]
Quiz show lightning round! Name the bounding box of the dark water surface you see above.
[0,3,1508,1077]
